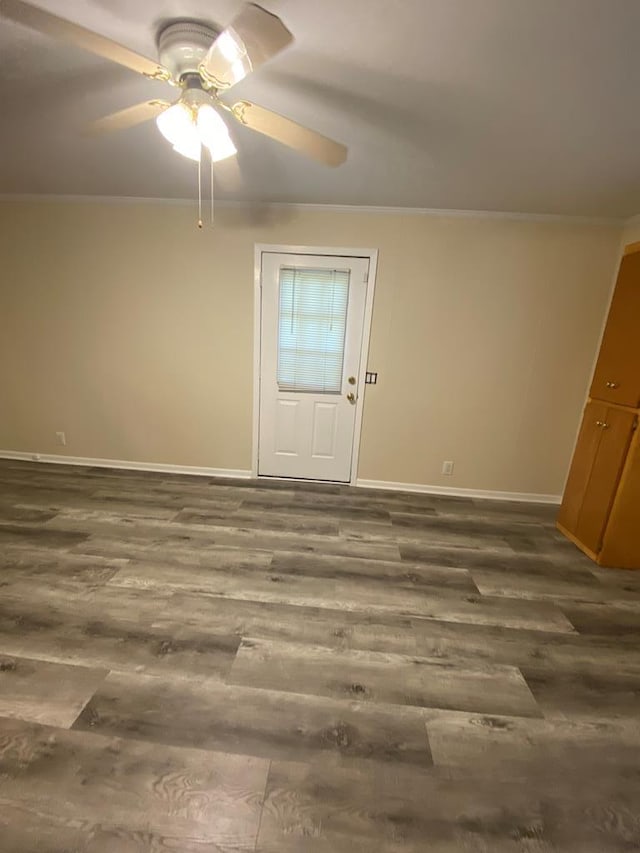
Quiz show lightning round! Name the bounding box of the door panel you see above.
[274,400,299,455]
[558,401,607,534]
[311,402,338,458]
[575,406,636,553]
[590,250,640,407]
[258,252,369,482]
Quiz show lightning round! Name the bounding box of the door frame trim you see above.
[252,243,379,485]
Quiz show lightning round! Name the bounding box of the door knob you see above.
[346,392,356,404]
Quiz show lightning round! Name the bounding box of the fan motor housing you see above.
[157,21,218,83]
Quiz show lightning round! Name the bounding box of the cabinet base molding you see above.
[556,522,599,562]
[557,521,640,570]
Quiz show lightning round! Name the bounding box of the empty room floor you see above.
[0,459,639,852]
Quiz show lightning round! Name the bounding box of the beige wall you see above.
[0,200,622,496]
[622,216,640,246]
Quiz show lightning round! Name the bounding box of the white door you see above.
[258,251,370,482]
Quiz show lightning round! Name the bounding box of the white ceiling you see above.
[1,0,640,216]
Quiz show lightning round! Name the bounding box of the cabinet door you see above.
[558,401,608,535]
[599,426,640,569]
[575,406,636,554]
[590,250,640,407]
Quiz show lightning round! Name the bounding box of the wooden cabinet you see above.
[558,243,640,569]
[559,403,635,554]
[589,250,640,408]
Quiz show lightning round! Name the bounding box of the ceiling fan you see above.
[0,0,348,168]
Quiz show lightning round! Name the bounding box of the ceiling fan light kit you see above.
[155,82,237,164]
[0,0,348,225]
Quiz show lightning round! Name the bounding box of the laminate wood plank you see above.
[0,545,126,584]
[257,758,548,852]
[255,839,554,853]
[0,804,257,853]
[399,540,586,576]
[391,511,543,536]
[73,536,274,571]
[590,564,640,588]
[0,653,107,727]
[363,616,640,675]
[336,519,397,544]
[241,495,396,522]
[61,517,402,561]
[423,706,639,779]
[0,573,176,633]
[423,710,640,851]
[269,551,478,591]
[469,566,640,604]
[105,560,575,632]
[435,506,555,526]
[160,593,443,659]
[156,592,623,675]
[532,722,640,852]
[250,477,343,494]
[558,600,640,637]
[0,715,268,850]
[353,488,472,509]
[73,670,433,767]
[1,488,201,519]
[41,505,180,525]
[0,504,59,524]
[470,498,560,521]
[0,594,240,679]
[90,486,244,512]
[505,531,606,567]
[229,637,542,718]
[408,591,576,633]
[346,516,516,551]
[521,665,640,721]
[206,527,400,560]
[424,708,544,774]
[174,506,341,535]
[0,523,89,549]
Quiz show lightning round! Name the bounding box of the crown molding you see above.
[0,193,625,226]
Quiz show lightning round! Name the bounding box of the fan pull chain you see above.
[197,152,203,230]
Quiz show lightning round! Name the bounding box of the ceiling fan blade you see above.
[200,3,293,90]
[230,101,347,166]
[85,100,170,135]
[0,0,170,80]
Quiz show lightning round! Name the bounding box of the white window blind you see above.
[277,266,350,393]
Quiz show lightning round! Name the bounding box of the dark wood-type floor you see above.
[1,459,639,852]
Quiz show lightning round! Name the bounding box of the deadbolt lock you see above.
[348,376,356,385]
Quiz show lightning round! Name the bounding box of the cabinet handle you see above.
[596,421,609,429]
[605,381,619,389]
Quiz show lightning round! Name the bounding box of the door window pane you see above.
[277,267,350,393]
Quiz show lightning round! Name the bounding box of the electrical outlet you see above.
[55,431,66,446]
[442,460,454,476]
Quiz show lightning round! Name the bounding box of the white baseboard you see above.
[0,451,561,501]
[0,450,252,480]
[356,478,562,504]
